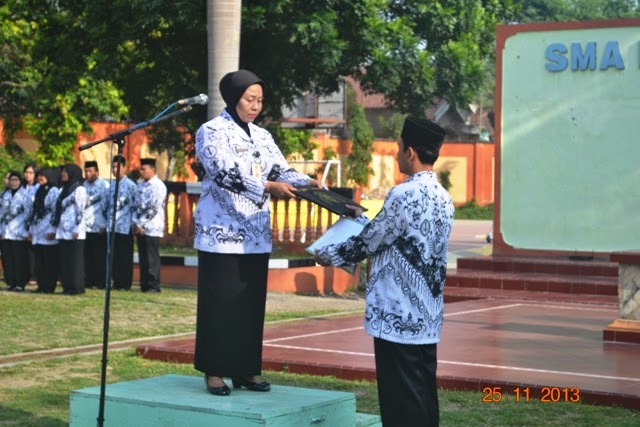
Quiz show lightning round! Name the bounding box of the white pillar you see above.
[207,0,242,120]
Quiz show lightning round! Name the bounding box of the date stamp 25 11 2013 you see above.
[482,386,581,403]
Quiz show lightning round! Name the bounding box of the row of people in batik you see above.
[0,155,167,295]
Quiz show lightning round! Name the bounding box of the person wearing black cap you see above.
[2,171,31,291]
[133,158,166,293]
[83,160,110,289]
[107,155,137,290]
[29,167,61,293]
[315,116,454,427]
[193,69,320,396]
[53,164,87,295]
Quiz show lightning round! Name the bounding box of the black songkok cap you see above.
[112,155,126,165]
[219,70,265,109]
[85,161,98,169]
[401,117,446,151]
[140,158,156,167]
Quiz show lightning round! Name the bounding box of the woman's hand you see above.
[265,181,298,200]
[45,233,55,241]
[307,179,322,189]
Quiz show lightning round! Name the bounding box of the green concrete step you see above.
[70,374,380,426]
[356,412,383,426]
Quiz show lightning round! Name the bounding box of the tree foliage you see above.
[2,0,521,166]
[242,0,518,116]
[345,85,375,187]
[378,113,406,140]
[267,125,316,161]
[1,1,128,166]
[516,0,640,23]
[7,0,640,168]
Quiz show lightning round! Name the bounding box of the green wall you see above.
[500,24,640,252]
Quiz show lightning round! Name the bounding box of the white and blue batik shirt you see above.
[55,187,87,240]
[24,183,39,200]
[0,189,12,237]
[30,187,60,245]
[23,183,39,228]
[106,176,136,235]
[3,188,31,241]
[133,175,167,238]
[83,177,109,233]
[194,109,311,254]
[318,171,454,345]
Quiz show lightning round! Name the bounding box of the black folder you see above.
[293,187,368,216]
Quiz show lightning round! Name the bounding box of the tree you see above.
[3,0,519,167]
[242,0,517,116]
[267,125,316,161]
[517,0,640,23]
[345,85,375,187]
[1,0,128,166]
[68,0,210,173]
[378,113,406,140]
[346,104,375,187]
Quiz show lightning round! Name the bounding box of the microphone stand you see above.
[79,105,193,427]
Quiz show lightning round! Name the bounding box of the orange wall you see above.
[311,133,494,205]
[439,142,495,206]
[1,121,198,182]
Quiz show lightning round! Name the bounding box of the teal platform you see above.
[70,374,381,426]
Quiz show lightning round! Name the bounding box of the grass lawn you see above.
[1,286,638,426]
[0,287,365,356]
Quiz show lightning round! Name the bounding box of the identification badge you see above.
[252,162,262,180]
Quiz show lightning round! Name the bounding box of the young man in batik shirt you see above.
[106,155,137,290]
[315,117,454,427]
[133,158,167,293]
[83,161,109,289]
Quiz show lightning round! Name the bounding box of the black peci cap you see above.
[401,117,446,151]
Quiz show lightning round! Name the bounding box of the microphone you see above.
[178,94,208,106]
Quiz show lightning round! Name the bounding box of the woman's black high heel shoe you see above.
[204,375,230,396]
[231,377,271,392]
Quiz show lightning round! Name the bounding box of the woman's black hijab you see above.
[8,171,22,196]
[53,164,83,227]
[31,167,61,222]
[219,69,264,136]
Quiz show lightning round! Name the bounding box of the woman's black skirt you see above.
[194,251,270,377]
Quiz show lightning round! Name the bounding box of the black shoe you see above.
[204,376,230,396]
[142,289,160,294]
[12,286,24,292]
[231,377,271,392]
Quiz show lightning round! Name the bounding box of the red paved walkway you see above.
[137,297,640,410]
